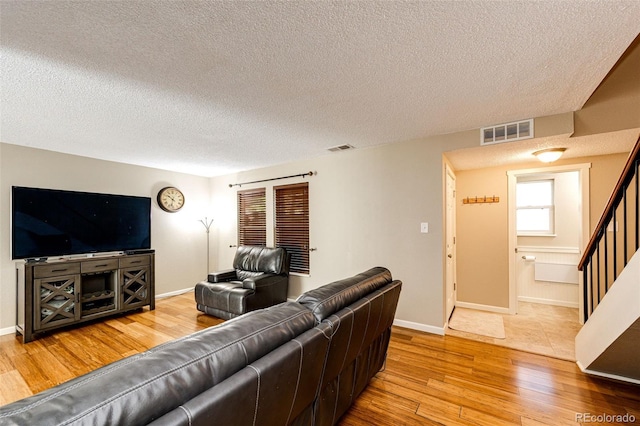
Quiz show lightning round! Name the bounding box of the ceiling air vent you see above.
[481,119,534,146]
[327,144,355,152]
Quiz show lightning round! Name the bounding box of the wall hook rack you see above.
[463,195,500,205]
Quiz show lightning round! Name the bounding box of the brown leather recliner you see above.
[195,245,290,319]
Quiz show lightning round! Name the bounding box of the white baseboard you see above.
[0,326,15,336]
[577,360,640,386]
[156,287,194,299]
[455,301,510,315]
[393,319,445,336]
[518,296,578,309]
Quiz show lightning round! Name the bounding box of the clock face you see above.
[157,187,185,212]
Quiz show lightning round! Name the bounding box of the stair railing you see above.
[579,135,640,322]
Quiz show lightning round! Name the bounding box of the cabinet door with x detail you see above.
[35,274,81,330]
[120,266,150,310]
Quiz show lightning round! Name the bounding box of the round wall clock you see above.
[157,186,185,212]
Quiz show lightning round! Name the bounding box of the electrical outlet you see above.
[420,222,429,233]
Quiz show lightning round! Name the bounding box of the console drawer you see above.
[33,263,81,279]
[81,259,119,274]
[120,255,151,268]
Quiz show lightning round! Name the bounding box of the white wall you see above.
[0,143,212,332]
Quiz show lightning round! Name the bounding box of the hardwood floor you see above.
[343,327,640,425]
[0,292,223,406]
[1,292,639,425]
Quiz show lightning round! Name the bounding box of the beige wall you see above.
[588,153,632,233]
[455,153,628,309]
[575,35,640,137]
[0,130,479,334]
[0,143,212,332]
[0,138,632,332]
[1,131,630,333]
[454,165,510,307]
[208,131,478,332]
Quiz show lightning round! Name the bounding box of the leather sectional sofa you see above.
[0,267,402,426]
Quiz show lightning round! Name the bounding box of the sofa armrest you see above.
[243,273,283,290]
[208,269,237,283]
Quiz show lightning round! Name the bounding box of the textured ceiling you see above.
[1,1,639,177]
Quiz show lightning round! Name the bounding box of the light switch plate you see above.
[420,222,429,233]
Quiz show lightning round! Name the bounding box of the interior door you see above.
[445,165,457,321]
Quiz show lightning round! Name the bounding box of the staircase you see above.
[576,135,640,384]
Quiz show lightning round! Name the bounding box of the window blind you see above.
[237,188,266,246]
[274,182,309,274]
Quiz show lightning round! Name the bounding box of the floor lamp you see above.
[199,217,214,273]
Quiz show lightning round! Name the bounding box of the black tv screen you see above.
[12,186,151,259]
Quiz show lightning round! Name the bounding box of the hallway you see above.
[447,302,580,361]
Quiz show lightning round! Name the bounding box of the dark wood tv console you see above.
[16,253,155,343]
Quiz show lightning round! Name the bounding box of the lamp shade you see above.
[533,148,566,163]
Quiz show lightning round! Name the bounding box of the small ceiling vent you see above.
[327,144,355,152]
[481,119,534,146]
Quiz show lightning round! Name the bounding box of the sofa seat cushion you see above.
[202,281,244,291]
[0,302,315,426]
[236,269,264,281]
[295,267,392,323]
[195,281,254,316]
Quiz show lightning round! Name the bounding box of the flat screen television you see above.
[12,186,151,260]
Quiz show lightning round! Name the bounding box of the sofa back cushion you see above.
[0,301,314,426]
[233,245,289,275]
[149,323,333,426]
[296,267,392,323]
[314,280,402,426]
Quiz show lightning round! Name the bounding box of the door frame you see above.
[444,163,457,323]
[507,163,591,321]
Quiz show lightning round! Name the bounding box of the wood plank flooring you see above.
[0,292,223,406]
[1,292,639,425]
[343,327,640,425]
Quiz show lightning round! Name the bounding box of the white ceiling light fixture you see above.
[533,148,566,163]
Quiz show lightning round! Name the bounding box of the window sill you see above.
[517,233,557,237]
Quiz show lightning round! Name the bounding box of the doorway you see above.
[446,161,590,360]
[507,163,590,321]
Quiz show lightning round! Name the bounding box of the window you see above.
[516,179,554,235]
[237,188,266,246]
[274,183,309,274]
